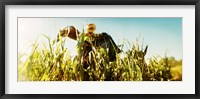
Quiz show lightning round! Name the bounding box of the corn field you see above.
[18,33,182,81]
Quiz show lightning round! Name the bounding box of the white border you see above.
[5,5,195,94]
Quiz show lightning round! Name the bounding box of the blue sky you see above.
[18,17,182,61]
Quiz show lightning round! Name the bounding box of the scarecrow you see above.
[57,23,121,80]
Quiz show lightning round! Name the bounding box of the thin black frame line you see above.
[195,1,200,96]
[1,0,200,99]
[1,0,199,5]
[1,1,5,98]
[1,94,198,99]
[1,94,197,97]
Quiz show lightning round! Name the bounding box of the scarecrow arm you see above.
[57,26,80,42]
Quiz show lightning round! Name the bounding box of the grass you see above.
[18,33,182,81]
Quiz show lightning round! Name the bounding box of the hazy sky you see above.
[18,17,182,61]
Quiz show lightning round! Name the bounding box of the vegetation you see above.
[18,33,182,81]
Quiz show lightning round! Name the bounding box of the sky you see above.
[18,17,182,61]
